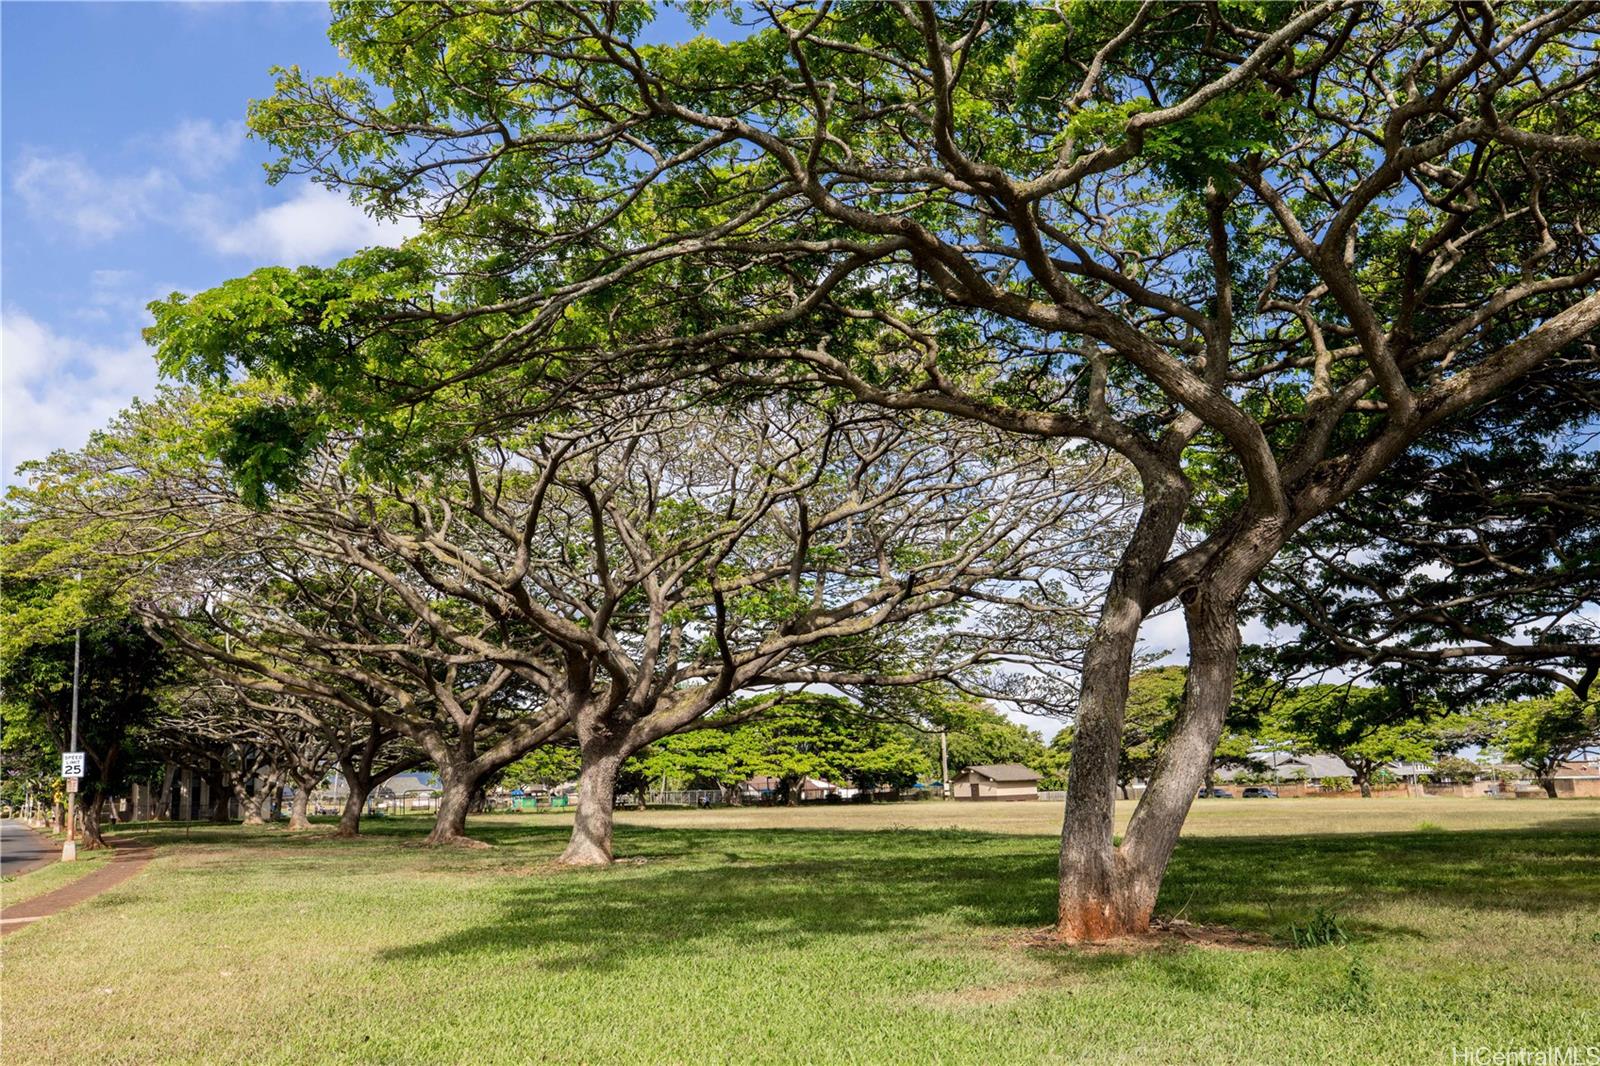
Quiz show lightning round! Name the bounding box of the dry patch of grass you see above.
[565,794,1600,839]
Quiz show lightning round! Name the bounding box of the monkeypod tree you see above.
[153,683,343,828]
[1479,692,1600,797]
[0,581,169,847]
[146,549,557,845]
[11,392,569,846]
[152,2,1600,936]
[21,387,1113,854]
[324,713,422,837]
[247,394,1115,866]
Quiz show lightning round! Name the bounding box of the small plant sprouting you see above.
[1289,907,1351,949]
[1340,950,1375,1012]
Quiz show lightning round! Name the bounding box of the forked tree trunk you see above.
[560,750,624,866]
[237,778,278,826]
[1357,773,1373,799]
[1539,776,1557,799]
[1060,589,1243,940]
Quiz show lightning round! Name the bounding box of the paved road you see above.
[1,818,56,877]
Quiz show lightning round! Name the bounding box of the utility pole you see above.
[62,623,82,862]
[940,729,950,800]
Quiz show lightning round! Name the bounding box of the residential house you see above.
[951,764,1040,801]
[739,775,838,802]
[1553,759,1600,798]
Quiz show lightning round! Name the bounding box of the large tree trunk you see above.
[1057,472,1194,942]
[424,764,488,847]
[288,788,312,830]
[560,751,623,866]
[424,781,473,846]
[209,773,232,822]
[1357,771,1373,799]
[80,795,108,849]
[1061,585,1244,940]
[237,778,277,825]
[336,782,369,838]
[1539,776,1558,799]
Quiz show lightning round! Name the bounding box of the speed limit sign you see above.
[61,751,85,779]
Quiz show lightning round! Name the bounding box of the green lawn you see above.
[2,800,1597,1064]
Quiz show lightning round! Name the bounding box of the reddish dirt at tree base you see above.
[1018,918,1274,954]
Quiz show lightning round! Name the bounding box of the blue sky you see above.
[0,2,750,483]
[1,2,420,478]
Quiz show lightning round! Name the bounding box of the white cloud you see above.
[10,151,173,241]
[1,310,160,482]
[161,118,246,178]
[197,183,419,264]
[1138,607,1189,664]
[11,120,411,264]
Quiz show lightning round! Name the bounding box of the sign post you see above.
[62,622,83,862]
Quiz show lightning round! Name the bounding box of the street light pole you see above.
[62,624,82,862]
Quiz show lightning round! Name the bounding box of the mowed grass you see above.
[2,799,1597,1065]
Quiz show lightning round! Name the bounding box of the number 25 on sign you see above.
[61,751,85,778]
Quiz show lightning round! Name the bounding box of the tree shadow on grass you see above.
[368,821,1598,974]
[1160,823,1600,944]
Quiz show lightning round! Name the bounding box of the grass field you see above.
[2,799,1597,1064]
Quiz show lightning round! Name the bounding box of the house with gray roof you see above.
[952,763,1040,801]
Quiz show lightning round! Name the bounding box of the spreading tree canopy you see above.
[141,1,1600,938]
